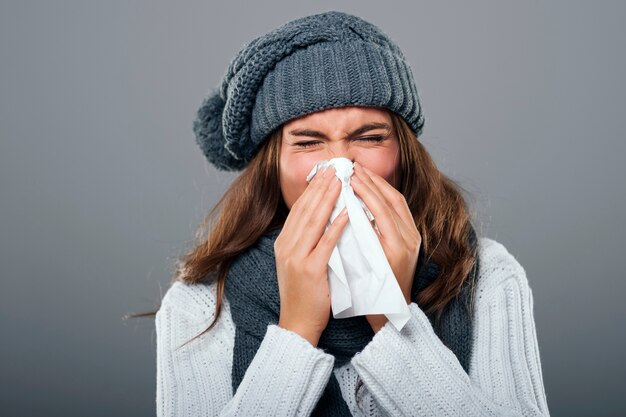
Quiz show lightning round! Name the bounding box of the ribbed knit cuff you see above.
[351,302,468,374]
[226,324,335,415]
[349,302,474,415]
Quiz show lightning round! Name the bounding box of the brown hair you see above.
[126,110,481,348]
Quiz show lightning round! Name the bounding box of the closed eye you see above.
[357,135,385,143]
[294,136,385,148]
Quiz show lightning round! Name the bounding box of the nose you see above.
[326,141,355,164]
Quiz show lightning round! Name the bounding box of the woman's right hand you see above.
[274,166,349,347]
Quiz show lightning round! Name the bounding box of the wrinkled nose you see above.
[326,142,355,165]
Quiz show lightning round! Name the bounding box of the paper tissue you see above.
[306,157,411,331]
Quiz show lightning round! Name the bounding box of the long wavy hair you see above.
[128,109,481,348]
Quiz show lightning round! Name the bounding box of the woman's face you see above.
[279,106,401,210]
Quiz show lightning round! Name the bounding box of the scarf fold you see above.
[224,224,479,416]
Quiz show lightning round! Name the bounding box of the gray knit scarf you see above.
[224,225,479,416]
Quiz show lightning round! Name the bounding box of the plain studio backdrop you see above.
[1,1,624,416]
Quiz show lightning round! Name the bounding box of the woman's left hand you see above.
[350,161,422,333]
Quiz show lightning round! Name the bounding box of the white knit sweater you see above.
[155,237,550,416]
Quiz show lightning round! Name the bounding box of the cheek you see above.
[279,153,319,209]
[357,147,400,185]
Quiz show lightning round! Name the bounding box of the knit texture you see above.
[222,224,478,416]
[192,10,425,171]
[155,237,551,416]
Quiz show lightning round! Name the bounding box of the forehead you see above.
[282,106,392,131]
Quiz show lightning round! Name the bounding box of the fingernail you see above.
[340,207,348,216]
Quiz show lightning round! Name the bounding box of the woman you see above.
[154,10,550,417]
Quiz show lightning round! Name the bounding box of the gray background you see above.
[1,1,624,416]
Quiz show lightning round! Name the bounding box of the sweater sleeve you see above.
[334,361,388,417]
[155,281,336,417]
[349,238,551,417]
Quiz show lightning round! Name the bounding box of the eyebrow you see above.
[287,122,391,140]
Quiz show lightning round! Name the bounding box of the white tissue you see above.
[306,157,411,331]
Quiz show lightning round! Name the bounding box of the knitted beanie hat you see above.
[193,10,425,172]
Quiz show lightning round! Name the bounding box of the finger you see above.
[311,207,349,266]
[350,165,404,244]
[355,169,415,243]
[282,165,335,239]
[293,171,344,256]
[285,166,341,254]
[291,165,337,237]
[355,165,422,263]
[356,163,416,235]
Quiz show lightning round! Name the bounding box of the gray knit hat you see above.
[193,10,425,172]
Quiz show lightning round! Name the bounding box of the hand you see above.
[350,162,422,333]
[274,166,350,346]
